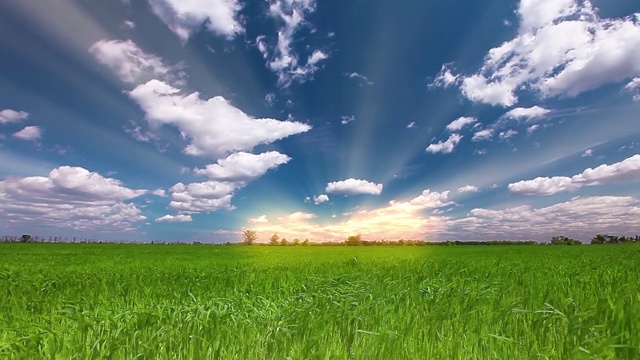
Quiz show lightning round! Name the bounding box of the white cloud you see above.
[406,122,417,129]
[430,64,459,88]
[326,178,383,196]
[527,124,540,134]
[147,0,243,41]
[168,180,236,212]
[472,129,493,141]
[624,77,640,101]
[249,215,269,223]
[89,39,175,84]
[341,115,355,125]
[123,20,136,29]
[0,109,29,124]
[259,0,329,86]
[152,189,167,197]
[128,80,311,158]
[0,166,147,231]
[13,126,42,141]
[499,129,518,140]
[503,106,551,121]
[458,185,479,193]
[582,149,593,157]
[345,72,374,85]
[445,117,477,132]
[313,194,329,204]
[435,1,640,106]
[194,151,291,182]
[447,196,640,240]
[426,133,463,154]
[156,214,192,223]
[408,189,453,209]
[509,154,640,195]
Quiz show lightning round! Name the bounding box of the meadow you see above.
[0,243,638,359]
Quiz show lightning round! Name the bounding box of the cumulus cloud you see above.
[527,124,540,134]
[433,0,640,106]
[345,72,374,85]
[194,151,290,182]
[0,109,29,124]
[258,0,329,86]
[503,106,551,121]
[147,0,243,41]
[509,154,640,195]
[472,129,493,141]
[447,196,640,240]
[156,214,192,223]
[408,189,453,209]
[458,185,479,193]
[168,181,236,212]
[426,133,463,154]
[445,117,477,132]
[326,178,383,196]
[0,166,147,231]
[129,80,311,158]
[624,77,640,101]
[313,194,329,204]
[89,39,176,84]
[13,126,42,141]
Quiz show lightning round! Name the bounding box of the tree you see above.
[293,238,300,246]
[345,234,362,246]
[20,234,31,243]
[591,234,606,244]
[302,239,310,246]
[242,230,258,245]
[280,238,289,246]
[551,236,581,245]
[269,233,280,245]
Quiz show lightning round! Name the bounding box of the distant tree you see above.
[345,234,362,246]
[280,238,289,246]
[242,230,258,245]
[269,233,280,245]
[551,236,581,245]
[20,234,31,243]
[302,239,310,246]
[591,234,606,244]
[293,238,301,246]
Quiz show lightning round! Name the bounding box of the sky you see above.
[1,0,639,243]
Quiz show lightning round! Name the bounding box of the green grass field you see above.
[1,244,639,359]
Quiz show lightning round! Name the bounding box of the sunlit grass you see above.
[0,244,638,359]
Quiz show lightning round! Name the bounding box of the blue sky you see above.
[1,0,639,243]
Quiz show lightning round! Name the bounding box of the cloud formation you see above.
[257,0,329,86]
[448,196,640,240]
[89,39,176,84]
[129,80,311,158]
[0,166,147,231]
[446,117,477,132]
[156,214,193,223]
[0,109,29,124]
[509,154,640,195]
[426,133,463,154]
[194,151,291,182]
[326,178,383,195]
[147,0,243,41]
[434,0,640,106]
[13,126,42,141]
